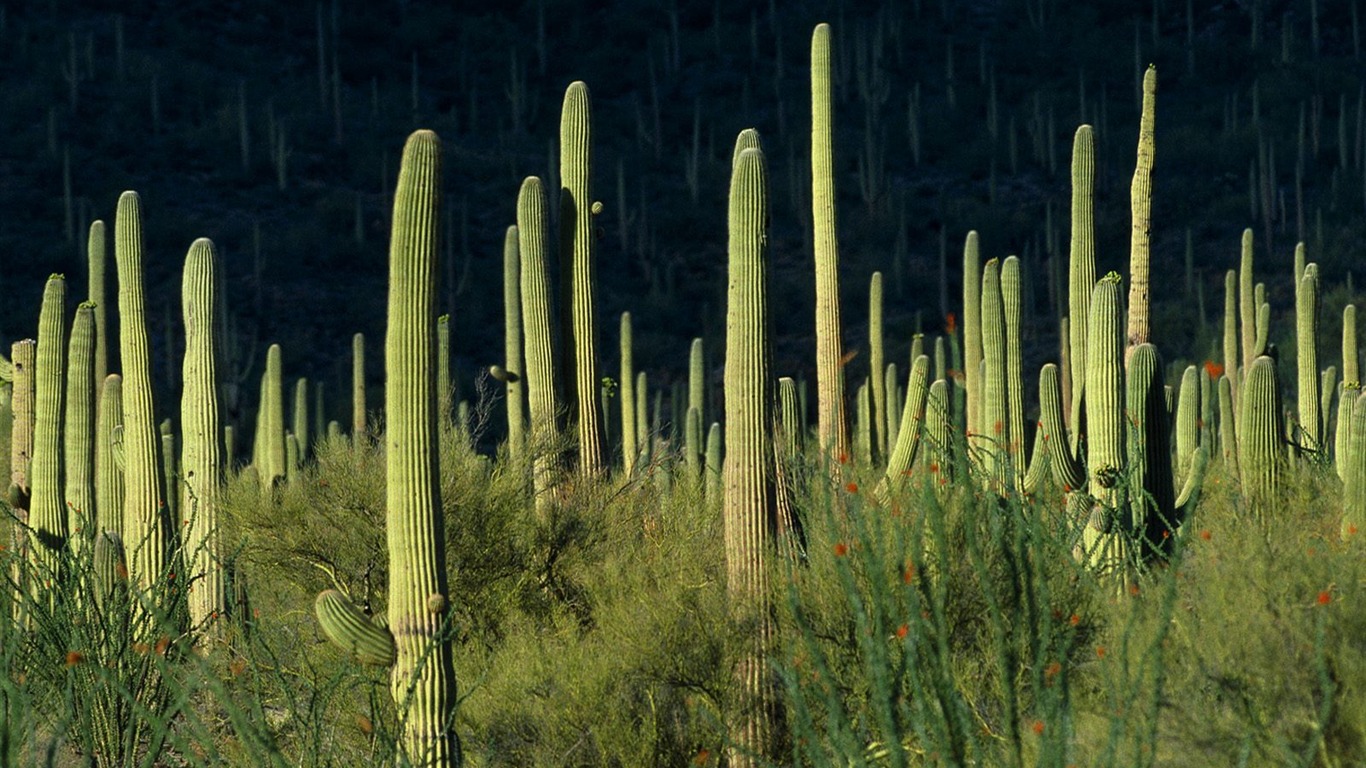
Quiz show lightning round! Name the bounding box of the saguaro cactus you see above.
[518,176,561,512]
[811,23,849,462]
[181,238,225,637]
[1295,262,1321,452]
[869,272,887,462]
[1068,126,1096,438]
[724,139,781,766]
[503,226,526,462]
[619,312,637,474]
[65,303,96,551]
[30,276,68,565]
[115,192,166,594]
[87,221,110,388]
[255,345,285,487]
[352,332,366,440]
[95,375,125,538]
[1125,65,1157,359]
[559,81,605,477]
[1239,355,1284,515]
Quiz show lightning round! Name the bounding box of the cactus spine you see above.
[382,129,459,766]
[811,23,849,462]
[115,192,166,593]
[30,276,68,566]
[503,225,526,462]
[724,141,780,766]
[1125,66,1157,359]
[559,81,605,477]
[64,303,96,551]
[181,238,225,637]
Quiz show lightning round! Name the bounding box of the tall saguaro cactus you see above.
[87,221,110,388]
[811,23,849,462]
[518,176,561,512]
[1296,262,1321,452]
[352,332,366,440]
[30,276,68,564]
[115,192,166,594]
[1125,65,1157,359]
[95,375,125,538]
[181,238,225,637]
[1068,126,1096,436]
[559,81,605,476]
[383,129,460,766]
[724,139,781,767]
[64,302,96,550]
[503,225,526,462]
[619,312,637,474]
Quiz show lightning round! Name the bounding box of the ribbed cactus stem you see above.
[257,344,285,487]
[1238,355,1284,517]
[811,23,849,463]
[777,376,802,459]
[854,380,871,465]
[979,258,1009,489]
[87,221,109,388]
[869,271,887,462]
[437,315,452,422]
[705,422,722,502]
[1038,364,1085,492]
[503,226,525,462]
[724,142,780,765]
[963,231,984,442]
[1125,66,1157,359]
[1239,229,1256,373]
[924,378,954,487]
[352,332,366,440]
[1296,263,1321,451]
[685,406,702,479]
[635,371,650,466]
[689,337,706,462]
[1068,126,1096,440]
[94,375,125,538]
[1081,273,1127,575]
[1218,375,1237,468]
[1126,344,1175,554]
[1344,392,1366,538]
[884,362,900,451]
[619,312,637,474]
[115,192,166,594]
[291,378,308,461]
[1175,366,1200,475]
[882,354,931,494]
[181,238,225,638]
[1001,256,1025,486]
[1223,269,1239,408]
[559,81,605,477]
[1344,304,1359,386]
[518,176,561,513]
[161,422,178,523]
[9,341,35,516]
[65,303,96,551]
[30,275,68,566]
[384,129,459,766]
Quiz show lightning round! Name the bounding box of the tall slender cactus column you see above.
[181,238,225,638]
[385,129,459,766]
[115,192,166,595]
[559,81,605,476]
[811,23,849,462]
[724,138,781,767]
[1125,66,1156,360]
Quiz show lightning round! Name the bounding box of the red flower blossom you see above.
[945,313,957,334]
[1199,529,1212,541]
[1032,720,1045,735]
[1317,590,1332,606]
[1203,360,1225,379]
[845,481,859,493]
[834,542,849,557]
[65,651,83,667]
[896,624,909,639]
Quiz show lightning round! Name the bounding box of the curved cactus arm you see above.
[1038,363,1085,492]
[0,353,12,383]
[881,354,931,493]
[1174,366,1200,477]
[1021,427,1049,496]
[1174,446,1209,519]
[315,589,397,667]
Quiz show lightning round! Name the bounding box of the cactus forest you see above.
[2,2,1366,766]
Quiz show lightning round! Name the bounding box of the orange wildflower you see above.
[903,562,916,584]
[1095,645,1107,659]
[1203,360,1224,379]
[945,313,957,334]
[845,481,859,493]
[1069,613,1080,626]
[1199,529,1212,541]
[1032,720,1045,735]
[834,542,849,557]
[65,651,83,667]
[896,623,909,639]
[1044,661,1062,680]
[1317,590,1332,606]
[355,715,374,735]
[155,637,170,656]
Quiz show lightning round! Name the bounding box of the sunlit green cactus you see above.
[87,221,109,389]
[1175,366,1200,478]
[723,138,780,766]
[1068,126,1096,440]
[1295,262,1322,453]
[352,332,366,440]
[619,312,637,475]
[315,589,396,666]
[881,354,930,494]
[811,22,849,463]
[115,192,167,595]
[518,175,561,515]
[64,302,96,552]
[503,226,526,462]
[559,81,605,477]
[1344,391,1366,539]
[1238,355,1285,516]
[95,374,125,538]
[1125,65,1157,359]
[869,271,887,462]
[255,344,285,488]
[30,275,68,566]
[181,238,225,638]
